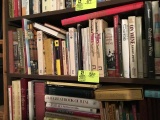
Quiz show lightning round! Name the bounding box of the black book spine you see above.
[77,24,83,70]
[45,85,95,99]
[144,1,155,78]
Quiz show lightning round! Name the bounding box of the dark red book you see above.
[61,2,144,26]
[34,81,45,120]
[21,78,29,120]
[46,107,101,119]
[139,99,148,120]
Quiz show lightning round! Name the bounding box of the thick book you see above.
[61,2,144,26]
[45,85,95,99]
[94,85,143,101]
[45,94,100,108]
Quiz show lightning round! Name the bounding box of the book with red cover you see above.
[46,107,101,119]
[61,2,144,26]
[21,78,29,120]
[35,81,45,120]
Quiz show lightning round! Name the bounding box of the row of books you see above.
[9,0,108,18]
[8,79,160,120]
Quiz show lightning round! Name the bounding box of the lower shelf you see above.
[9,73,160,85]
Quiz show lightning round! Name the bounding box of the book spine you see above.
[145,1,155,78]
[65,0,72,8]
[14,0,18,17]
[18,0,21,16]
[46,107,101,119]
[128,16,138,78]
[105,27,115,77]
[37,31,45,75]
[152,1,160,75]
[77,24,83,70]
[87,27,92,71]
[28,81,35,120]
[46,103,98,113]
[118,24,123,77]
[90,19,98,71]
[45,85,94,99]
[61,2,144,26]
[8,86,13,120]
[35,82,45,120]
[66,32,70,75]
[144,90,160,98]
[114,15,120,77]
[45,94,100,108]
[136,17,143,78]
[69,28,77,76]
[122,19,130,78]
[45,112,99,120]
[44,38,54,75]
[97,19,107,77]
[8,31,14,73]
[62,40,67,75]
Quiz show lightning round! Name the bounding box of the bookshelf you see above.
[3,0,160,119]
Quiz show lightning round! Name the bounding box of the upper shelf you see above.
[9,73,160,86]
[8,0,139,24]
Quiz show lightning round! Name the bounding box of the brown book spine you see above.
[21,78,29,120]
[35,82,45,120]
[8,31,14,73]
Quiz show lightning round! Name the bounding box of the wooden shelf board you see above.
[9,73,160,85]
[8,0,138,23]
[0,40,3,45]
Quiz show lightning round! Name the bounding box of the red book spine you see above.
[21,78,29,120]
[46,107,101,119]
[8,31,14,73]
[61,2,143,26]
[35,82,45,120]
[114,15,120,77]
[14,0,18,17]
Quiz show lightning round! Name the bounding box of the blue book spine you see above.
[144,90,160,98]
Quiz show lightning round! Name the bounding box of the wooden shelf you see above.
[8,0,138,24]
[0,105,3,119]
[9,73,160,85]
[0,40,3,45]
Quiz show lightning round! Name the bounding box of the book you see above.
[33,22,66,39]
[61,2,144,26]
[46,81,101,89]
[94,85,143,101]
[44,23,67,34]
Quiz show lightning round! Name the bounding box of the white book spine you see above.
[42,0,50,12]
[8,86,12,120]
[122,19,130,78]
[84,28,89,70]
[28,81,34,120]
[46,103,98,113]
[50,0,57,11]
[69,28,77,76]
[74,32,79,74]
[45,94,100,108]
[136,17,143,78]
[87,27,92,71]
[62,41,67,75]
[18,81,22,120]
[59,0,65,9]
[97,19,108,77]
[33,0,39,14]
[90,19,98,71]
[81,28,86,70]
[128,16,138,78]
[37,31,45,75]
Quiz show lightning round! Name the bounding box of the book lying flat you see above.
[94,85,143,101]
